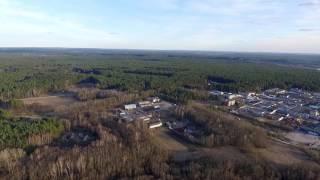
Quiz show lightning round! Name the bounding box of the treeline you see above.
[0,116,64,150]
[160,88,210,104]
[205,63,320,92]
[175,102,267,148]
[124,69,174,77]
[2,55,320,100]
[0,68,80,100]
[170,157,320,180]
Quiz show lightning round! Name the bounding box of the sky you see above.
[0,0,319,54]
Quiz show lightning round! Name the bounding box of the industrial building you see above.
[119,98,170,129]
[233,88,320,137]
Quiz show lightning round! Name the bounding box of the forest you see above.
[0,49,319,179]
[1,98,319,179]
[0,51,320,102]
[0,114,63,150]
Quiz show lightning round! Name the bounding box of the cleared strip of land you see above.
[21,94,76,107]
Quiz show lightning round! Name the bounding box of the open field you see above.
[21,94,77,108]
[253,139,319,166]
[152,122,318,167]
[152,128,189,152]
[286,132,320,144]
[152,127,211,162]
[172,146,248,163]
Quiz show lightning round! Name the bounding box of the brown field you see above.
[152,128,189,152]
[153,127,250,162]
[153,127,320,167]
[21,94,77,108]
[253,139,319,166]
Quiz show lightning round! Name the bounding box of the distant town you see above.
[210,88,320,149]
[118,87,320,150]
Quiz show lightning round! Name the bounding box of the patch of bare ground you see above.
[285,132,320,145]
[173,146,248,163]
[250,139,320,167]
[152,128,189,152]
[54,127,98,148]
[152,128,204,162]
[153,127,320,168]
[21,94,76,108]
[152,127,248,163]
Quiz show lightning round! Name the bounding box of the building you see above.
[137,114,152,122]
[311,110,319,117]
[124,104,136,110]
[149,121,163,129]
[225,99,236,106]
[265,88,286,95]
[119,109,126,116]
[150,97,161,103]
[225,93,242,100]
[138,101,152,108]
[209,90,224,96]
[247,92,256,97]
[209,90,242,107]
[121,114,134,122]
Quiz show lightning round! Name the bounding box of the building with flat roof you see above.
[138,101,152,108]
[148,97,160,103]
[149,121,162,129]
[124,104,137,110]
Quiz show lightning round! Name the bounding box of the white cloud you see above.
[0,0,121,47]
[0,0,319,53]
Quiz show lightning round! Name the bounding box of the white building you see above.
[225,100,236,107]
[138,101,152,107]
[247,92,256,97]
[124,104,137,110]
[138,114,152,122]
[209,90,224,96]
[311,110,319,117]
[149,121,163,129]
[151,97,161,103]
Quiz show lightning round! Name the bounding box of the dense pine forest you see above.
[0,50,320,101]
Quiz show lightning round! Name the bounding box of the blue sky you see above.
[0,0,319,53]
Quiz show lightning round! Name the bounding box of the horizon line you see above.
[0,47,319,56]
